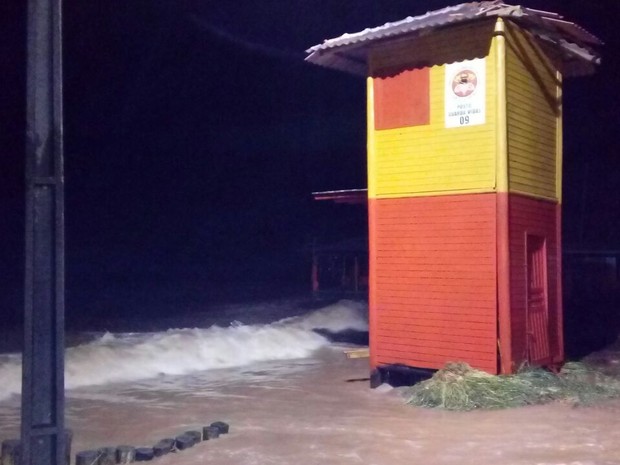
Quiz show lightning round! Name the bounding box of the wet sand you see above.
[2,347,620,465]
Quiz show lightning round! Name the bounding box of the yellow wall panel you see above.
[505,23,561,200]
[366,20,562,201]
[368,21,498,199]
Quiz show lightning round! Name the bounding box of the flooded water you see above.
[1,298,620,464]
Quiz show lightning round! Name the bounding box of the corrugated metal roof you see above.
[306,1,602,77]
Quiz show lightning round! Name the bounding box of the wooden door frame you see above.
[525,232,551,364]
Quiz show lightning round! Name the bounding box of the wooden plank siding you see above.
[364,19,565,376]
[367,20,498,199]
[368,194,498,373]
[507,193,562,369]
[505,23,561,201]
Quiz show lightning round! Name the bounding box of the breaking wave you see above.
[0,300,367,401]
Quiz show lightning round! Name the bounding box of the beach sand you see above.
[3,346,620,465]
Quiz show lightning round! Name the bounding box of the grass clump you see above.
[405,361,620,411]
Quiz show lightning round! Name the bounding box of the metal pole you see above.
[22,0,66,463]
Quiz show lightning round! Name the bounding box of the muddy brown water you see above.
[2,345,620,465]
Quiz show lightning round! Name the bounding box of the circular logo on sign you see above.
[451,69,477,97]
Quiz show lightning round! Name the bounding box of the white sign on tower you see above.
[445,58,486,128]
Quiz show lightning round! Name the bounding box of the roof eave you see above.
[305,2,602,78]
[305,49,368,76]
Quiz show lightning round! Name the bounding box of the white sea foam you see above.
[0,299,367,401]
[283,299,368,332]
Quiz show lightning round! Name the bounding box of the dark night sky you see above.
[1,1,619,324]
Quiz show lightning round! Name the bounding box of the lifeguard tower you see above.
[306,2,601,381]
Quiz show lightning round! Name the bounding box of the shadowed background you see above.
[0,1,618,347]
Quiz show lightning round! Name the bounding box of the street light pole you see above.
[22,0,66,463]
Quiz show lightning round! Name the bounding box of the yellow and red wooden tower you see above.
[307,2,601,377]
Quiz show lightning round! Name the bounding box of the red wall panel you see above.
[369,193,498,373]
